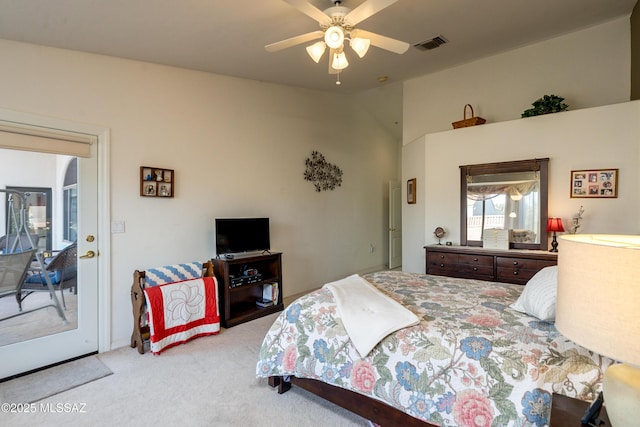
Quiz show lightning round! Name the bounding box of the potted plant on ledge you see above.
[522,94,569,117]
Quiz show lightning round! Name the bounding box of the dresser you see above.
[425,245,557,285]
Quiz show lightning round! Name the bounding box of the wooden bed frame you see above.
[268,375,437,427]
[129,261,214,354]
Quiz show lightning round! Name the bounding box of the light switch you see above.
[111,220,125,233]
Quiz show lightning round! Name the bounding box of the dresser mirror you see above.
[459,158,549,250]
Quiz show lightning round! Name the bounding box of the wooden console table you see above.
[425,245,557,285]
[212,252,283,327]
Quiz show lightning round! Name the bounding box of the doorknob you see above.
[80,250,96,259]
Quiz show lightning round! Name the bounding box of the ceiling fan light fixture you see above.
[350,37,370,58]
[306,41,327,63]
[324,26,345,49]
[331,51,349,70]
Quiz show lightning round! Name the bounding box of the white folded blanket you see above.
[323,274,420,357]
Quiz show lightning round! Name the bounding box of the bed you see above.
[256,270,613,426]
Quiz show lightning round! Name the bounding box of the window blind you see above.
[0,120,95,157]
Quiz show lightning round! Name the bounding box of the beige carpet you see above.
[0,312,369,427]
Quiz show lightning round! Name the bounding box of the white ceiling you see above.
[0,0,636,94]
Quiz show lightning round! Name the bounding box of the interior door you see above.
[388,181,402,269]
[0,136,99,379]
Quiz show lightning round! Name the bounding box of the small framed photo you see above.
[158,183,172,197]
[570,169,618,198]
[407,178,416,204]
[143,181,157,196]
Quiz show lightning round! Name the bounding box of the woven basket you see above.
[452,104,486,129]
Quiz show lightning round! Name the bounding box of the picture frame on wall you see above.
[407,178,416,204]
[141,166,175,197]
[570,168,618,198]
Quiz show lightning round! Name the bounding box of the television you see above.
[215,218,270,255]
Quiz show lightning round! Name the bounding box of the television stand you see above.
[212,252,283,327]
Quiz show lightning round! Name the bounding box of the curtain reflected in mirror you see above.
[460,158,549,250]
[466,171,540,243]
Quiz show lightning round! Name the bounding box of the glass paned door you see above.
[0,147,99,379]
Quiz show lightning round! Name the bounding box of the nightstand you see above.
[550,393,610,426]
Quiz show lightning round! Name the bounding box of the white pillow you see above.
[510,265,558,322]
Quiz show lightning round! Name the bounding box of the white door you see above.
[388,181,402,269]
[0,117,100,379]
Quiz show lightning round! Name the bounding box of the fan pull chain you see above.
[336,70,341,85]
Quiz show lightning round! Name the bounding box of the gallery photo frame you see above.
[407,178,416,204]
[570,168,618,198]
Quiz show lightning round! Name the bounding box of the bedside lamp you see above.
[557,235,640,427]
[546,217,564,252]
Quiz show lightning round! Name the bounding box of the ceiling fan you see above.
[265,0,409,82]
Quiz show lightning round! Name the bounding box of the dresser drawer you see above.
[496,257,557,284]
[426,252,458,275]
[459,254,493,267]
[496,257,537,270]
[496,267,537,284]
[427,251,457,263]
[460,264,494,277]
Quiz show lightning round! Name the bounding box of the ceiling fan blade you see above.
[265,30,324,52]
[283,0,331,25]
[345,0,398,26]
[351,29,409,54]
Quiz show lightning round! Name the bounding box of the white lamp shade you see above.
[556,234,640,366]
[306,41,326,63]
[331,51,349,70]
[324,26,344,49]
[350,37,370,58]
[557,234,640,427]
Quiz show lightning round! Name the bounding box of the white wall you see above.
[0,39,400,349]
[402,101,640,273]
[400,138,425,272]
[403,18,631,144]
[401,17,639,273]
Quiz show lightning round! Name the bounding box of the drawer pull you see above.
[473,267,478,271]
[512,261,519,266]
[440,255,445,259]
[513,271,519,275]
[473,258,478,262]
[440,263,444,267]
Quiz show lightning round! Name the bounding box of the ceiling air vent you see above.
[414,35,447,51]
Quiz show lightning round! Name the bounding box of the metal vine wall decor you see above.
[304,150,343,192]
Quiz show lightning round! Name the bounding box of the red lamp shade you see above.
[547,217,565,233]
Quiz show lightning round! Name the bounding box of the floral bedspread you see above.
[256,271,613,427]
